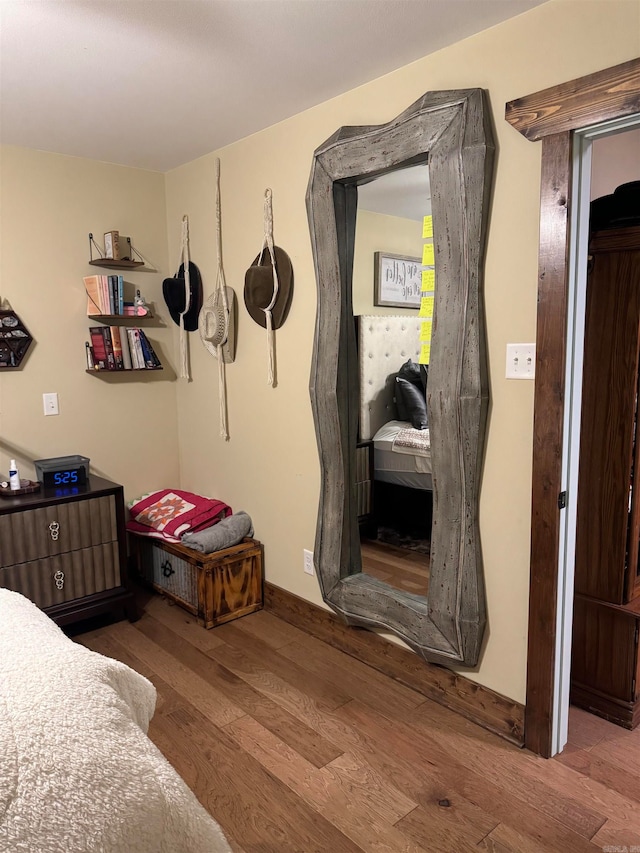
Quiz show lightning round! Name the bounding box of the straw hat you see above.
[199,286,236,364]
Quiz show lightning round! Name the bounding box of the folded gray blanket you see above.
[181,511,253,554]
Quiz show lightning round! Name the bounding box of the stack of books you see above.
[84,274,124,316]
[88,326,162,371]
[84,274,148,317]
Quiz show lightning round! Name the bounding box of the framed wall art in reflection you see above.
[373,252,422,308]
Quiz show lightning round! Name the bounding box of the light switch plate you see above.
[506,344,536,379]
[43,392,59,415]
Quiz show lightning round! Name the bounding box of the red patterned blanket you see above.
[126,489,231,543]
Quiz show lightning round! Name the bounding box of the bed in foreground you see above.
[0,588,232,853]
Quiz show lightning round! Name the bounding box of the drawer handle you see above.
[49,521,60,541]
[54,570,64,590]
[161,559,175,578]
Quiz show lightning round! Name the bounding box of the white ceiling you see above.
[0,0,547,173]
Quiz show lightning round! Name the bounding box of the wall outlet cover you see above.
[303,549,314,575]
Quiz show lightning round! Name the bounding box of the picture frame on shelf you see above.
[373,252,422,308]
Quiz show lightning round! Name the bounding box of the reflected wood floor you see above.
[76,591,640,853]
[361,538,430,596]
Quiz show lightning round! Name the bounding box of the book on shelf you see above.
[102,327,116,370]
[84,275,103,316]
[119,324,133,370]
[108,276,117,315]
[127,328,143,369]
[99,276,110,315]
[138,329,162,367]
[88,326,115,370]
[109,326,124,370]
[137,329,161,368]
[89,326,107,369]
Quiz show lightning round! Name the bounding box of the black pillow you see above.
[397,358,422,387]
[394,378,409,421]
[397,358,428,392]
[395,377,428,430]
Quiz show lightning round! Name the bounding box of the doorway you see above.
[505,57,640,758]
[558,121,640,755]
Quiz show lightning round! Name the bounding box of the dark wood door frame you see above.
[505,57,640,758]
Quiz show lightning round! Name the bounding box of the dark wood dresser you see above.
[0,475,135,626]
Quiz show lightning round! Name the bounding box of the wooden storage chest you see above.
[129,534,263,628]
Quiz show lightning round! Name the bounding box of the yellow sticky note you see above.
[421,269,435,290]
[419,342,431,365]
[419,295,434,318]
[422,215,433,239]
[422,243,434,266]
[420,320,432,342]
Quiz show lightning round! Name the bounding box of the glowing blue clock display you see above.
[35,456,90,493]
[42,467,87,488]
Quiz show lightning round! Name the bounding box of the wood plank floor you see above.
[361,538,430,596]
[75,591,640,852]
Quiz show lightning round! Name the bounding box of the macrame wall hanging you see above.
[244,189,293,388]
[198,158,236,440]
[162,216,203,381]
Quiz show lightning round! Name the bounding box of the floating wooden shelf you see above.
[87,312,153,321]
[89,259,144,270]
[86,367,163,374]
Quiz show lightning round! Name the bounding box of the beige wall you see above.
[0,147,178,498]
[591,127,640,199]
[1,0,638,705]
[164,0,640,704]
[353,210,423,316]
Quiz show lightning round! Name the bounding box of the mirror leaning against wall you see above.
[306,90,495,667]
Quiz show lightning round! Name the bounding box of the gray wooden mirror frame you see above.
[306,89,495,667]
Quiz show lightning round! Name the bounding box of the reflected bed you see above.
[357,315,432,492]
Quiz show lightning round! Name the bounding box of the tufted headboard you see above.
[357,314,422,441]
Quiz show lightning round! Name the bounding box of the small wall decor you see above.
[0,302,33,369]
[373,252,422,308]
[244,189,294,387]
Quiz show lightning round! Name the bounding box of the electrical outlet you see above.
[506,343,536,379]
[303,549,314,575]
[43,392,59,415]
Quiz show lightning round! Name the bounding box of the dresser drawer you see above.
[0,542,122,609]
[0,495,117,567]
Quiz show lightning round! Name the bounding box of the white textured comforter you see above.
[0,589,232,853]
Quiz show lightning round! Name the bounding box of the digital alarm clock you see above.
[35,455,90,489]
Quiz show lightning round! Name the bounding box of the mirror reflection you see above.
[352,164,433,596]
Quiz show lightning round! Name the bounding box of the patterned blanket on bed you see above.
[392,426,431,455]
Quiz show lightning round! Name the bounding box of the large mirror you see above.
[306,90,495,666]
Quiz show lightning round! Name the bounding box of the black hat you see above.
[590,181,640,233]
[162,262,203,331]
[244,246,293,329]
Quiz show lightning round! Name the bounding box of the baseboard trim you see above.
[265,582,525,747]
